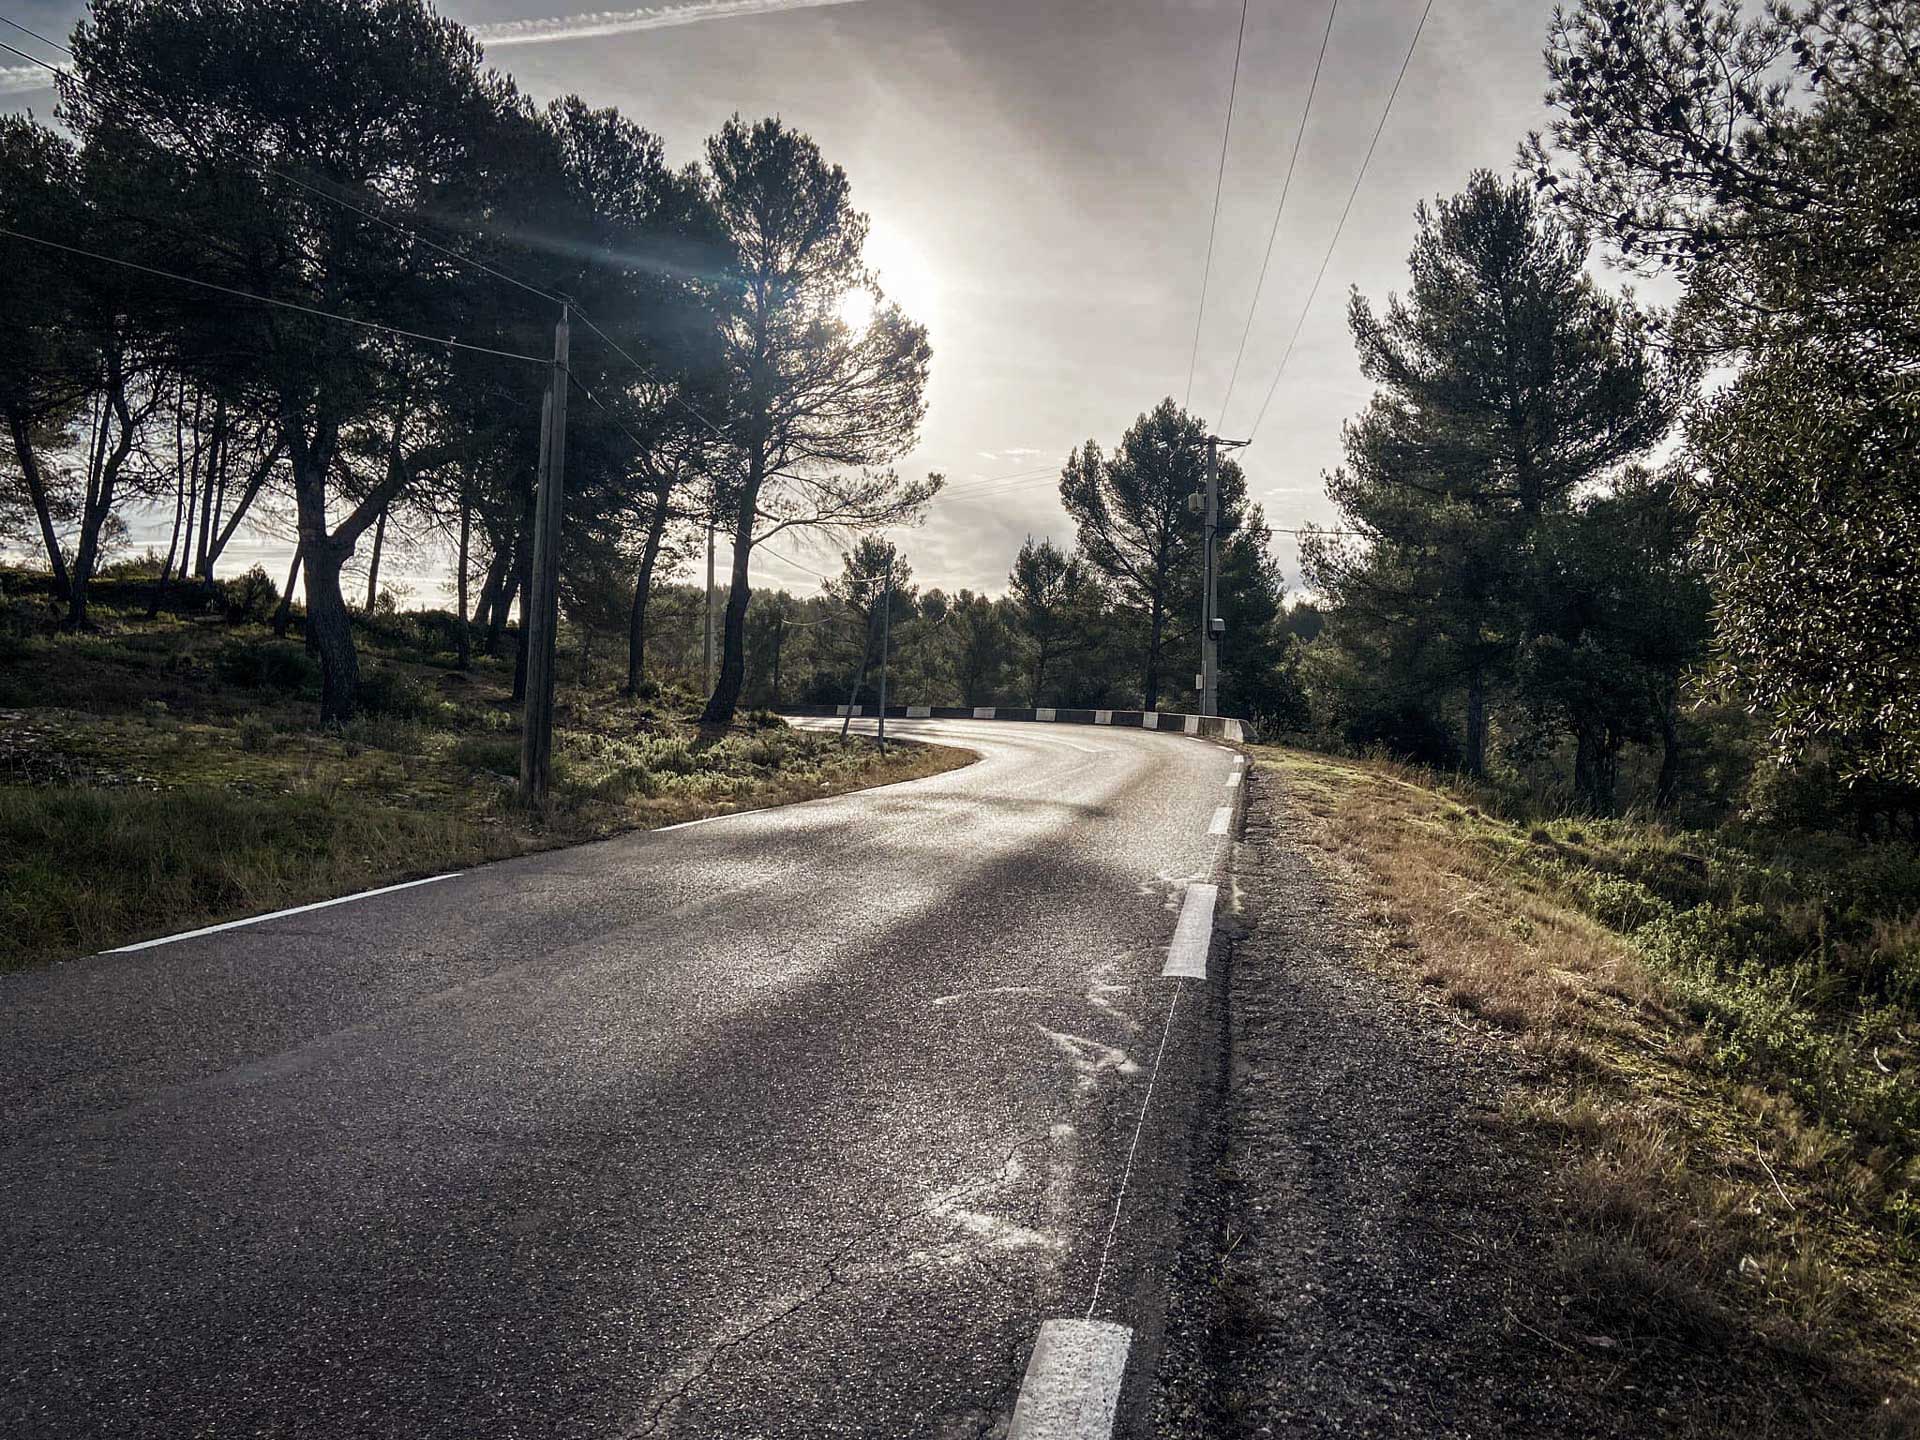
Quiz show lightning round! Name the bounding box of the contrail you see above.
[474,0,873,47]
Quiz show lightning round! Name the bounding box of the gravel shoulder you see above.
[1151,755,1770,1438]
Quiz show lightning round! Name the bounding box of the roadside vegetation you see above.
[1253,744,1919,1431]
[0,571,967,971]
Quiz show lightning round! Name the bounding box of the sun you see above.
[860,222,940,327]
[837,287,877,330]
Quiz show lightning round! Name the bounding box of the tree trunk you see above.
[174,392,202,603]
[1143,592,1165,711]
[626,490,670,695]
[67,381,139,630]
[363,506,387,612]
[304,537,360,723]
[487,570,518,657]
[455,490,472,671]
[193,397,218,580]
[274,542,303,638]
[473,534,511,640]
[1572,719,1619,815]
[285,410,358,718]
[1655,693,1684,810]
[5,406,71,598]
[149,416,189,620]
[1464,665,1488,778]
[701,480,758,724]
[1029,636,1051,709]
[770,610,784,709]
[204,439,281,577]
[840,604,878,737]
[150,390,190,619]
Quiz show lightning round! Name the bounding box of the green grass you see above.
[0,587,971,969]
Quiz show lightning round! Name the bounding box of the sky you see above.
[3,0,1582,603]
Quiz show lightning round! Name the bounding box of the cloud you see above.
[474,0,873,47]
[0,64,54,96]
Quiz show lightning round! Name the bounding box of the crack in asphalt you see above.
[623,1131,1051,1438]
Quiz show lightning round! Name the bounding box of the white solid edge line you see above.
[105,872,463,954]
[1208,805,1232,836]
[1163,882,1218,978]
[1007,1319,1133,1440]
[652,806,769,833]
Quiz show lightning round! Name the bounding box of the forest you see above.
[3,0,1917,838]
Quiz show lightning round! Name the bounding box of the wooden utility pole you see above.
[876,566,892,754]
[770,607,785,710]
[519,303,570,805]
[702,504,716,700]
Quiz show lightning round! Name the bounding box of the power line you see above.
[938,463,1061,495]
[1181,0,1249,413]
[7,16,722,430]
[1247,0,1434,443]
[756,541,889,590]
[1217,0,1339,428]
[567,307,732,443]
[0,225,551,363]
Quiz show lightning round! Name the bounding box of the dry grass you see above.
[1253,745,1920,1431]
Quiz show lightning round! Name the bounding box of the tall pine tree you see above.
[1304,169,1675,778]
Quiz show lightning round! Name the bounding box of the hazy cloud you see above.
[474,0,873,47]
[0,65,53,96]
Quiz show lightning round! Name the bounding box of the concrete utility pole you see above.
[520,302,570,805]
[1202,436,1219,718]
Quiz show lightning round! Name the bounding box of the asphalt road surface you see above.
[1,718,1239,1439]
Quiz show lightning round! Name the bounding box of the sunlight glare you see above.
[837,287,877,330]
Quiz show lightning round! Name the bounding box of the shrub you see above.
[217,638,320,693]
[344,713,426,755]
[236,714,275,752]
[219,564,279,624]
[355,668,445,724]
[452,735,520,777]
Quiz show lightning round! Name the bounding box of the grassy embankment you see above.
[1251,745,1919,1429]
[0,581,967,971]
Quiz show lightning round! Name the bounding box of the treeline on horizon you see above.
[3,0,1916,833]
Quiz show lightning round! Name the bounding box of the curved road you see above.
[1,719,1240,1439]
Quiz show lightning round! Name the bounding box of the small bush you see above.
[217,639,319,693]
[344,713,426,755]
[356,668,445,724]
[236,714,275,752]
[219,564,280,624]
[452,735,520,777]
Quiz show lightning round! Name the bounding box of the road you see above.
[0,718,1239,1439]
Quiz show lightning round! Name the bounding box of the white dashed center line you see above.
[1007,1320,1133,1439]
[1161,883,1217,979]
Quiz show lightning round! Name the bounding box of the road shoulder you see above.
[1144,750,1908,1438]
